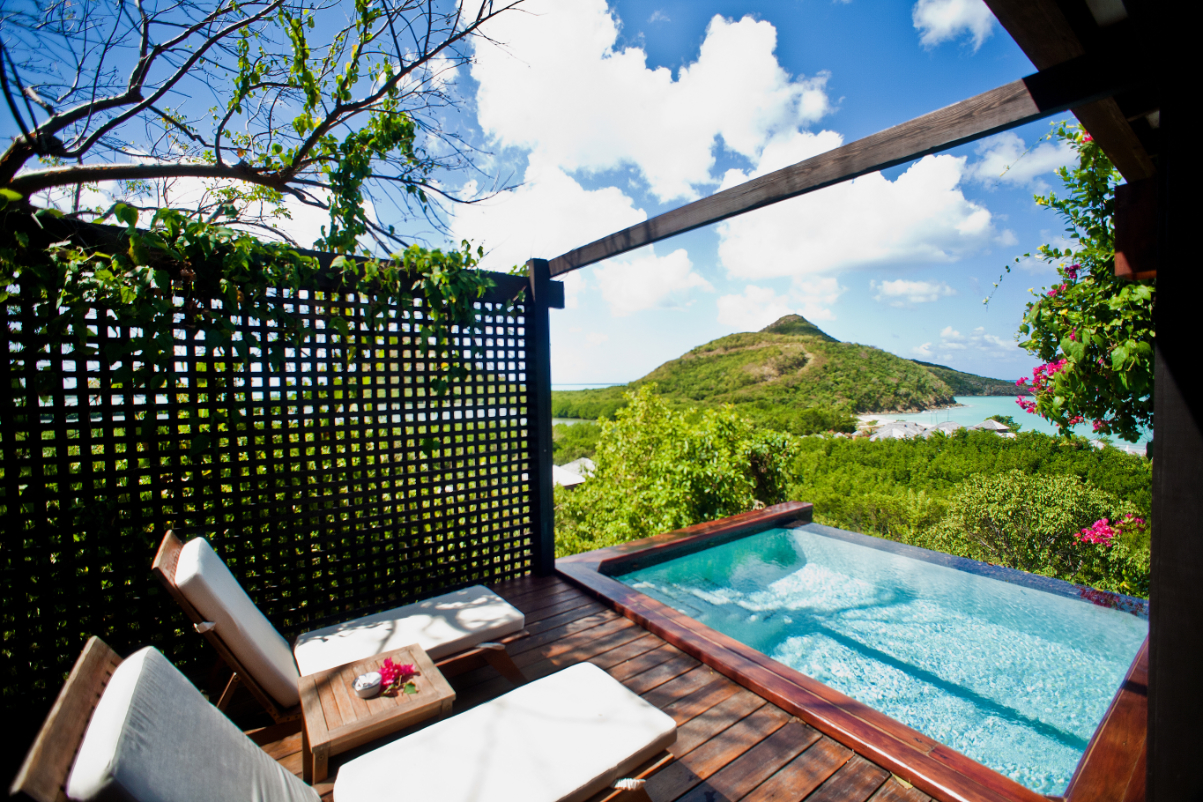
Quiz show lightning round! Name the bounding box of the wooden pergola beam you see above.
[985,1,1157,181]
[548,54,1136,277]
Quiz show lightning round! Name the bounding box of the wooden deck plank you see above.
[642,664,725,710]
[806,754,891,802]
[594,637,677,676]
[508,609,622,656]
[648,704,792,800]
[869,777,935,802]
[672,689,769,757]
[621,651,701,695]
[675,720,821,802]
[741,737,854,802]
[661,675,743,726]
[524,599,609,636]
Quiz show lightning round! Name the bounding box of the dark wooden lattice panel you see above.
[0,270,535,730]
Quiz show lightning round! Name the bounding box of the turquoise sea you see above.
[869,396,1150,454]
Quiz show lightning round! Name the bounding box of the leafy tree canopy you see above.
[1,0,520,251]
[555,386,792,556]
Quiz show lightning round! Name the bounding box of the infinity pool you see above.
[616,523,1148,795]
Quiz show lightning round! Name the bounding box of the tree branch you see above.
[9,161,288,197]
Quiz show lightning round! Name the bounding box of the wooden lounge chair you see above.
[152,531,528,723]
[12,637,675,802]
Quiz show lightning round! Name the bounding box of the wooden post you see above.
[1147,92,1203,800]
[526,258,556,576]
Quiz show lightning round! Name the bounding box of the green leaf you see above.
[114,204,139,228]
[402,681,417,695]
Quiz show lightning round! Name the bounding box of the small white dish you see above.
[353,671,383,699]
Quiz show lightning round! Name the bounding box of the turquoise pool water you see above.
[617,524,1148,795]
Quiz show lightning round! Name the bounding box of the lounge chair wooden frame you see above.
[152,531,529,723]
[9,637,123,802]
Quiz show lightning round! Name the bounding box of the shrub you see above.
[555,386,792,557]
[926,469,1149,594]
[552,421,603,464]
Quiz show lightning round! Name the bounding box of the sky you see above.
[4,0,1085,388]
[442,0,1080,386]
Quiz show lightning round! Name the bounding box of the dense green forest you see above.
[551,315,1024,436]
[555,387,1152,597]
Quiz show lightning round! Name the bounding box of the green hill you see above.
[909,359,1021,396]
[551,315,1024,434]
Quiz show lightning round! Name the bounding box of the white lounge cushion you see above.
[65,647,318,802]
[294,585,525,676]
[333,662,677,802]
[174,538,301,707]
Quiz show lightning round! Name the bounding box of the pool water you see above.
[617,524,1148,795]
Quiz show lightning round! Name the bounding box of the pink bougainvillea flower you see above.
[1065,264,1080,280]
[379,657,418,693]
[1082,133,1093,143]
[1076,518,1115,547]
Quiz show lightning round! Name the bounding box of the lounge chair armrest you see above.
[194,621,217,634]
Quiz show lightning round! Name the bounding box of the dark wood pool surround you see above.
[557,502,1148,802]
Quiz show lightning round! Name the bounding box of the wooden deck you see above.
[259,573,929,802]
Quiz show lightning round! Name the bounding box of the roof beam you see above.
[548,54,1135,277]
[985,1,1157,180]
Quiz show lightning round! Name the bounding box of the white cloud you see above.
[449,156,651,312]
[717,154,996,280]
[912,342,934,357]
[968,132,1076,187]
[648,10,670,23]
[594,247,712,316]
[716,285,798,331]
[472,1,833,201]
[717,278,845,330]
[794,277,844,321]
[935,324,1021,358]
[586,332,609,345]
[913,0,996,50]
[872,279,957,306]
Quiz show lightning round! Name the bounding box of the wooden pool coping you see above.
[557,502,1147,802]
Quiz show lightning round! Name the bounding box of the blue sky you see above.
[4,0,1081,388]
[443,0,1080,386]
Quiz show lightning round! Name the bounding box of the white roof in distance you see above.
[561,457,595,476]
[553,465,587,487]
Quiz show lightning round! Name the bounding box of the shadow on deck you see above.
[259,573,929,802]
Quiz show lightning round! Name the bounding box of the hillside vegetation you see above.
[551,315,1023,434]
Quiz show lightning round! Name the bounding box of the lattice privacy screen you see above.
[0,269,537,728]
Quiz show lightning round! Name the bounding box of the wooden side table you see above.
[299,643,455,783]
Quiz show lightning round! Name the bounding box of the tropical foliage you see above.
[555,386,792,556]
[1,207,496,395]
[1011,124,1154,442]
[552,421,602,465]
[924,470,1149,595]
